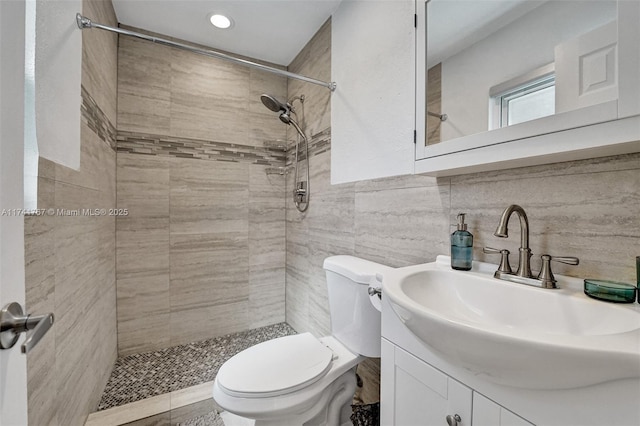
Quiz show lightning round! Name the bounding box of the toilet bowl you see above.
[212,255,391,426]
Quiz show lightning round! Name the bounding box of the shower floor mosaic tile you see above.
[98,323,297,410]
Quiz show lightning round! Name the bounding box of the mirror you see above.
[424,0,618,147]
[415,0,640,176]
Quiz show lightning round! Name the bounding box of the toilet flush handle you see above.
[367,287,382,299]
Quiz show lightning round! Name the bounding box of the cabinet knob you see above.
[446,414,462,426]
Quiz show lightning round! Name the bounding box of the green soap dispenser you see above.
[451,213,473,271]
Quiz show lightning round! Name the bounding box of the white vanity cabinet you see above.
[381,339,533,426]
[380,295,640,426]
[472,393,533,426]
[381,339,472,426]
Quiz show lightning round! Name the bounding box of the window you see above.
[489,64,555,130]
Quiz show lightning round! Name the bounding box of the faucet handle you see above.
[548,255,579,265]
[483,247,513,275]
[537,254,580,289]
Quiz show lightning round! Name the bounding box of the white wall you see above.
[440,0,616,141]
[34,0,82,170]
[331,0,415,184]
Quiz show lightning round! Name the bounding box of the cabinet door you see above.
[473,392,534,426]
[381,340,472,426]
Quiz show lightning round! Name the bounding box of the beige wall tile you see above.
[117,228,169,278]
[284,278,308,334]
[170,50,251,143]
[249,266,286,329]
[117,154,170,217]
[118,312,171,356]
[169,232,249,311]
[355,182,450,267]
[451,153,640,281]
[26,2,118,424]
[117,38,171,135]
[82,0,118,125]
[169,158,249,234]
[248,69,289,147]
[117,275,170,322]
[25,210,58,426]
[170,301,250,347]
[287,18,332,137]
[249,166,286,259]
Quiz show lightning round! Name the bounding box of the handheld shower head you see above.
[260,93,310,212]
[260,94,288,113]
[279,112,291,125]
[282,114,306,143]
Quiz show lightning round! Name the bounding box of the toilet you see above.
[212,255,390,426]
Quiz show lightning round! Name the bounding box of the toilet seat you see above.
[216,333,334,398]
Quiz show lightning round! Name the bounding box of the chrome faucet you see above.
[494,204,532,278]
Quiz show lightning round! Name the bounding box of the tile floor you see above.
[98,323,297,410]
[92,322,377,426]
[120,399,223,426]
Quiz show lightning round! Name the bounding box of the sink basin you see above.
[383,256,640,390]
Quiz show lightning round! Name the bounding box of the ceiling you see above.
[427,0,545,67]
[111,0,342,66]
[110,1,549,70]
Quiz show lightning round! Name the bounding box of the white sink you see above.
[383,256,640,390]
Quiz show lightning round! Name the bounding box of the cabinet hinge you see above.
[414,14,417,28]
[413,130,417,144]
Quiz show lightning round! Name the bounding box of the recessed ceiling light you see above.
[209,14,233,29]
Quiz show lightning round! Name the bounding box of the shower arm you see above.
[75,14,337,92]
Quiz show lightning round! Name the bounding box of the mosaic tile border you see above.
[115,127,331,166]
[117,131,288,166]
[97,323,297,411]
[285,127,331,165]
[81,85,117,151]
[302,127,331,158]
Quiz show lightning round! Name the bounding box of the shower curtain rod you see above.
[75,14,337,92]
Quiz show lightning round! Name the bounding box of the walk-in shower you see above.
[76,12,332,214]
[261,94,310,212]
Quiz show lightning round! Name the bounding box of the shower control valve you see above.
[293,181,308,203]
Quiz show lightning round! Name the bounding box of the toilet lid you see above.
[216,333,333,398]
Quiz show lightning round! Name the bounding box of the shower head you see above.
[261,94,288,113]
[261,93,306,142]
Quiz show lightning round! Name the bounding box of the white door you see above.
[0,0,29,425]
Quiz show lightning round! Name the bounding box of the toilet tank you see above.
[323,255,391,357]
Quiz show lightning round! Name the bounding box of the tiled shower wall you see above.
[285,20,640,337]
[115,31,289,355]
[24,0,118,425]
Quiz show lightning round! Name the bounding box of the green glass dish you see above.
[584,279,637,303]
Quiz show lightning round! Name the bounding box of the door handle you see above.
[0,302,54,353]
